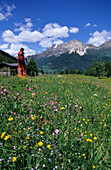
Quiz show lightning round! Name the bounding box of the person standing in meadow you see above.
[17,48,28,78]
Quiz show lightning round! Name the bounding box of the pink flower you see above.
[55,129,60,134]
[4,89,7,92]
[52,133,55,136]
[30,114,33,118]
[17,92,19,95]
[1,86,4,89]
[26,84,28,87]
[75,105,78,108]
[13,112,16,115]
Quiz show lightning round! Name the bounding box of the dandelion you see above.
[4,135,10,140]
[38,141,43,146]
[1,132,6,139]
[47,145,51,149]
[12,157,17,162]
[86,138,92,142]
[61,107,65,110]
[82,154,85,156]
[93,165,95,168]
[8,117,13,121]
[25,136,30,140]
[94,137,97,140]
[40,131,44,135]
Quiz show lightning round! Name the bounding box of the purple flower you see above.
[13,112,16,115]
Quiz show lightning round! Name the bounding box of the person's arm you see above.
[24,56,28,62]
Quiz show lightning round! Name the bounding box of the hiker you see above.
[17,48,28,78]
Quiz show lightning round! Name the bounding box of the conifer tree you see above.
[26,56,38,76]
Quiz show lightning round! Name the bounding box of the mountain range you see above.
[29,39,111,73]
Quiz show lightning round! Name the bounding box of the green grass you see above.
[0,74,111,169]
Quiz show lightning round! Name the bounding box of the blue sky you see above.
[0,0,111,57]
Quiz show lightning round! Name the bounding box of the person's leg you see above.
[22,63,26,78]
[18,63,22,78]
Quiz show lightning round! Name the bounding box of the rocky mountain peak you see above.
[38,39,96,59]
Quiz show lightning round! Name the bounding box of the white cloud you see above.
[70,27,79,33]
[42,23,69,38]
[18,30,45,42]
[0,43,9,49]
[14,18,33,32]
[87,30,111,46]
[0,4,16,21]
[2,29,45,43]
[2,30,18,43]
[53,39,63,45]
[4,43,35,56]
[85,23,91,27]
[39,38,53,48]
[93,24,97,27]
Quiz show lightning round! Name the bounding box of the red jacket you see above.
[18,51,25,63]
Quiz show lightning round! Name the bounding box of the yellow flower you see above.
[1,132,6,139]
[94,137,97,140]
[83,154,85,156]
[47,145,51,149]
[25,136,30,140]
[31,116,36,120]
[93,165,95,168]
[90,134,93,136]
[38,141,43,146]
[12,157,17,162]
[61,107,65,110]
[86,138,92,142]
[40,131,44,135]
[83,118,85,121]
[4,135,10,140]
[8,117,13,121]
[23,146,27,149]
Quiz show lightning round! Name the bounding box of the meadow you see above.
[0,74,111,170]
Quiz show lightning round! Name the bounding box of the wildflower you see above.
[94,137,97,140]
[12,157,17,162]
[86,138,92,142]
[1,132,6,139]
[25,136,30,140]
[93,165,95,168]
[94,94,97,96]
[90,133,93,136]
[40,131,44,135]
[82,154,85,156]
[4,135,10,140]
[61,107,65,110]
[55,129,60,134]
[47,145,51,149]
[8,117,13,121]
[83,118,85,121]
[23,146,27,149]
[38,141,43,146]
[31,116,36,120]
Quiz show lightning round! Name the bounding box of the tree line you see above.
[26,56,111,78]
[84,60,111,78]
